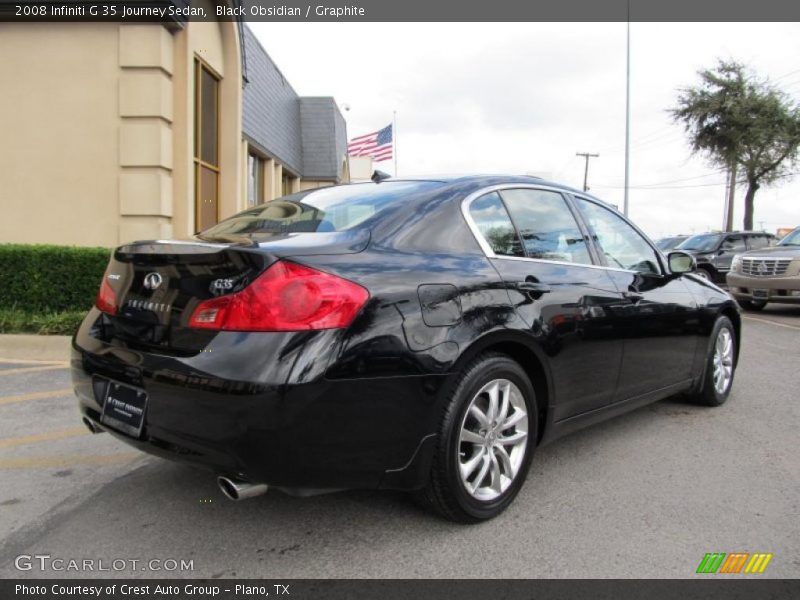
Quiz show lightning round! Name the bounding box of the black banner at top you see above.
[1,0,800,22]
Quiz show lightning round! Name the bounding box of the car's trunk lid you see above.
[96,230,369,354]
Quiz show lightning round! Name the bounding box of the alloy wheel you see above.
[457,378,529,501]
[712,328,734,395]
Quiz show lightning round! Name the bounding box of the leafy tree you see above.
[671,60,800,230]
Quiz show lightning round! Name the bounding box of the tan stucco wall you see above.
[0,24,122,247]
[1,17,334,247]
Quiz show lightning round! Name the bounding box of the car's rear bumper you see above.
[72,309,445,492]
[726,273,800,303]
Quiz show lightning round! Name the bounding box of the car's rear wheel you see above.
[416,353,537,523]
[689,316,737,407]
[739,299,767,311]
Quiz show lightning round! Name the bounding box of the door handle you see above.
[622,291,644,303]
[515,281,552,294]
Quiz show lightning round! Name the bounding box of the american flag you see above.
[347,124,393,163]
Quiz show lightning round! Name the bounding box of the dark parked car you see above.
[655,235,689,252]
[727,226,800,310]
[676,231,776,283]
[73,176,741,522]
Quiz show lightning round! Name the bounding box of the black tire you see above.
[739,299,767,311]
[693,267,714,281]
[415,353,537,523]
[688,316,737,407]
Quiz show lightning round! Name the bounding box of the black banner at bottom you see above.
[2,579,800,600]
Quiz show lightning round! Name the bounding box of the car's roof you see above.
[365,173,603,202]
[687,230,775,236]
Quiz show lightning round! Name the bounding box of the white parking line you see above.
[742,315,800,331]
[0,364,69,377]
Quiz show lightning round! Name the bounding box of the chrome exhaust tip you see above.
[82,417,102,434]
[217,476,268,501]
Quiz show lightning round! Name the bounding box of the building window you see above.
[247,152,264,206]
[282,172,296,197]
[194,59,220,231]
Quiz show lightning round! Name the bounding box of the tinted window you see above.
[200,181,442,240]
[576,198,661,274]
[500,189,592,264]
[747,235,772,250]
[721,235,746,252]
[468,192,524,257]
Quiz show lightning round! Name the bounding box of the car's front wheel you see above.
[416,353,537,523]
[689,316,737,407]
[693,267,713,281]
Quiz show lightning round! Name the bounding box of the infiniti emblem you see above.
[143,272,163,290]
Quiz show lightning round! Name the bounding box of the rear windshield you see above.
[199,181,441,239]
[678,233,722,252]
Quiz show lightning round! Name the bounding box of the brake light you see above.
[188,261,369,332]
[95,278,118,315]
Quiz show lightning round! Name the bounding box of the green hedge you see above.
[0,244,111,314]
[0,309,88,336]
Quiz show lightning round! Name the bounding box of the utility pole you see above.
[576,152,599,192]
[723,161,736,232]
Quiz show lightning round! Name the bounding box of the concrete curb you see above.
[0,334,72,362]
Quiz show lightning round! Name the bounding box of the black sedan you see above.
[72,175,740,522]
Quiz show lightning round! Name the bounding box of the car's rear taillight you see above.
[95,278,118,315]
[188,261,369,332]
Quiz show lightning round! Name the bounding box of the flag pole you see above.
[393,110,398,177]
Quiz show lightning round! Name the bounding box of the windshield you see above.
[656,236,685,250]
[199,181,442,241]
[677,233,722,252]
[779,228,800,246]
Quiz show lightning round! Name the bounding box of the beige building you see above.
[0,3,349,248]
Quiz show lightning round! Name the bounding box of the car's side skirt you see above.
[540,378,695,445]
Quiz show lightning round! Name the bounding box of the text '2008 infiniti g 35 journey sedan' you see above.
[73,175,741,522]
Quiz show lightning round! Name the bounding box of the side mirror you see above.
[668,251,695,274]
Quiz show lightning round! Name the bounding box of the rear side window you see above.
[747,235,772,249]
[500,189,592,265]
[469,192,524,257]
[200,181,442,239]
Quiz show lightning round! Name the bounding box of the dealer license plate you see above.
[100,380,148,437]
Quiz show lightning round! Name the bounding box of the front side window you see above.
[575,197,661,274]
[468,192,524,257]
[500,189,592,265]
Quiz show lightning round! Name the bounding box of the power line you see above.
[594,170,800,190]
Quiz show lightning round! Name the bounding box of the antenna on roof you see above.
[371,170,392,183]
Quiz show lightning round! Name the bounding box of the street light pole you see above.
[576,152,599,192]
[623,13,631,216]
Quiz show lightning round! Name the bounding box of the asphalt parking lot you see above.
[0,307,798,579]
